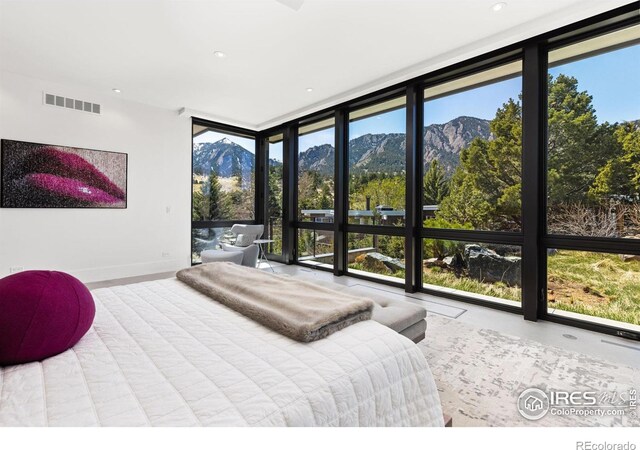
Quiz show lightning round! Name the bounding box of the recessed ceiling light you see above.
[213,51,227,58]
[492,2,507,11]
[306,88,313,92]
[112,88,121,93]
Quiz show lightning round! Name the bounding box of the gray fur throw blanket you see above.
[176,262,374,342]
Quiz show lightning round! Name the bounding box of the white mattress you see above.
[0,278,443,426]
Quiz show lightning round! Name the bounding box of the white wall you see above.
[0,71,192,282]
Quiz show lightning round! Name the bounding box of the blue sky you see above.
[298,128,335,156]
[549,44,640,124]
[196,44,639,154]
[269,141,283,163]
[425,77,522,125]
[298,78,525,149]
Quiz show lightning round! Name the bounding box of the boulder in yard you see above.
[363,252,405,273]
[443,256,455,267]
[463,244,521,287]
[424,258,446,268]
[620,254,640,262]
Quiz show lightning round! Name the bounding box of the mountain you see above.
[192,116,492,179]
[297,143,334,175]
[350,133,407,174]
[423,116,491,174]
[297,116,491,177]
[192,138,254,178]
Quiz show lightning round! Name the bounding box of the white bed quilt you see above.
[0,278,443,426]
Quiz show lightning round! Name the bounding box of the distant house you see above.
[301,204,440,226]
[423,205,439,219]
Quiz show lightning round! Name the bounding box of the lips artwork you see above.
[1,140,127,208]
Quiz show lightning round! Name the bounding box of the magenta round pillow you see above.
[0,270,95,365]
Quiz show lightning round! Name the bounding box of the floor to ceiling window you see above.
[297,117,335,270]
[194,7,639,340]
[545,24,640,331]
[191,120,256,264]
[266,133,284,257]
[421,61,523,305]
[346,97,407,283]
[297,118,335,223]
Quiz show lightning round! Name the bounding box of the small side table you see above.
[254,239,276,272]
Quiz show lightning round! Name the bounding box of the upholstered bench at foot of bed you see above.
[371,297,427,343]
[201,249,244,265]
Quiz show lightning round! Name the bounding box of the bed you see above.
[0,278,443,426]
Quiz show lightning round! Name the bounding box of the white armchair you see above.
[201,224,264,267]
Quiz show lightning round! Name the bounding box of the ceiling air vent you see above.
[43,92,101,115]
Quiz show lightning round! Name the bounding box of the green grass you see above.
[423,268,521,303]
[347,249,640,327]
[547,251,640,326]
[348,262,405,280]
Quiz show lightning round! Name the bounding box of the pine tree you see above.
[589,122,640,201]
[423,160,450,205]
[268,165,283,221]
[437,98,522,230]
[192,190,207,221]
[319,183,333,209]
[547,74,613,204]
[206,170,229,220]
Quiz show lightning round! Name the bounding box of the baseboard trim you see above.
[67,258,188,283]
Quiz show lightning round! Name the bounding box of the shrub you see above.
[547,202,618,237]
[423,218,473,259]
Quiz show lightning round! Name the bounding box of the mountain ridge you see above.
[193,116,493,178]
[192,138,255,178]
[299,116,492,176]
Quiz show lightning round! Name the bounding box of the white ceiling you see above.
[0,0,635,130]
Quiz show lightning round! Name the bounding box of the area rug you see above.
[419,314,640,427]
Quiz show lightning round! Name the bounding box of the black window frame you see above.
[190,118,261,263]
[419,54,525,309]
[193,3,640,341]
[540,19,640,337]
[263,130,287,263]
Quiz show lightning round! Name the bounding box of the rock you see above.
[362,252,405,273]
[443,256,455,267]
[361,254,392,274]
[620,254,640,262]
[423,258,444,268]
[463,244,521,287]
[444,253,465,269]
